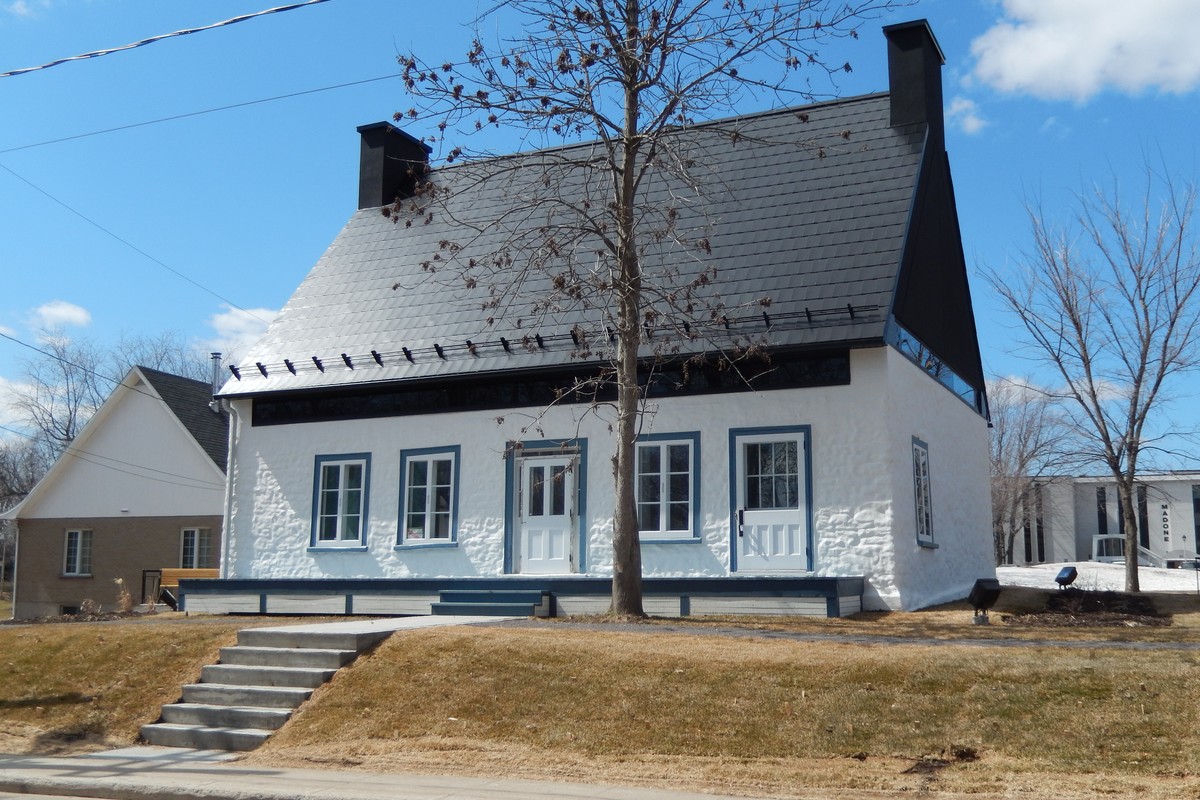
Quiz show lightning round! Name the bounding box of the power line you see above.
[0,424,223,492]
[1,0,333,79]
[0,330,165,403]
[0,161,270,326]
[0,74,400,155]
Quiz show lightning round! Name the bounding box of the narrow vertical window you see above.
[1096,487,1108,537]
[312,455,370,547]
[1137,485,1150,549]
[399,447,459,544]
[912,438,934,546]
[635,434,699,539]
[1192,485,1200,554]
[1034,485,1045,563]
[63,529,92,576]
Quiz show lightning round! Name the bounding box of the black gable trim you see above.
[890,146,985,397]
[250,350,851,427]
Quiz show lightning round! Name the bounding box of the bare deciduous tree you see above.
[988,170,1200,591]
[987,377,1073,565]
[395,0,905,616]
[12,330,210,461]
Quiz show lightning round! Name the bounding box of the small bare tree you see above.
[13,330,210,460]
[987,377,1072,565]
[988,170,1200,591]
[395,0,905,616]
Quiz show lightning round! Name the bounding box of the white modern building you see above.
[1005,473,1200,569]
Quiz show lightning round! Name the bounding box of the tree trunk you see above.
[1117,480,1141,593]
[609,0,644,617]
[610,313,644,615]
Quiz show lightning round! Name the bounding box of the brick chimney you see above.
[356,122,433,210]
[883,20,946,139]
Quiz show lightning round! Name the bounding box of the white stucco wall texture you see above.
[223,346,994,610]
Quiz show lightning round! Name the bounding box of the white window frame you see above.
[181,527,214,569]
[912,437,935,547]
[398,447,460,545]
[312,454,370,548]
[635,433,699,541]
[63,529,93,576]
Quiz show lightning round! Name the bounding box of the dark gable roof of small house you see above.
[139,367,229,471]
[220,20,984,403]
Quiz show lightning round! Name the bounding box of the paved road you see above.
[0,749,771,800]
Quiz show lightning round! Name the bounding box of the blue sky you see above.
[2,0,1199,456]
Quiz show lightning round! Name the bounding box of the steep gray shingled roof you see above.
[222,93,924,397]
[139,367,229,471]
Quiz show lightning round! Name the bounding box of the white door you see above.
[517,456,577,574]
[734,431,810,572]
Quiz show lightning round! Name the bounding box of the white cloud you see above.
[1038,116,1071,138]
[202,305,278,362]
[3,0,49,18]
[971,0,1200,101]
[947,96,987,134]
[30,300,91,329]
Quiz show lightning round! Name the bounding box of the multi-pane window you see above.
[745,440,799,510]
[636,436,697,538]
[400,448,458,543]
[313,455,369,546]
[63,529,92,576]
[912,438,934,546]
[181,527,213,569]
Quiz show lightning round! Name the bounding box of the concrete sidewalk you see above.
[0,749,759,800]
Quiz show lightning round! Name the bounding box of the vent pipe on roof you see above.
[356,122,433,210]
[209,352,222,412]
[883,19,946,139]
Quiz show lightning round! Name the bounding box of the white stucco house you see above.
[1004,473,1200,569]
[189,20,993,616]
[2,366,227,619]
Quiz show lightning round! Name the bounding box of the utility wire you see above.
[0,424,224,491]
[0,74,400,155]
[1,0,333,79]
[0,161,270,326]
[0,330,173,404]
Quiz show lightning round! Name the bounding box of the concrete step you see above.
[431,602,536,616]
[238,627,392,652]
[182,683,312,709]
[200,664,336,688]
[219,645,358,669]
[160,702,293,731]
[140,722,272,752]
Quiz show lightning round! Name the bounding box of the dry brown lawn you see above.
[3,595,1200,798]
[246,601,1200,799]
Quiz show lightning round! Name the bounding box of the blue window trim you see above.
[912,436,936,548]
[635,431,701,542]
[310,453,371,548]
[727,426,814,573]
[396,445,462,547]
[504,438,588,574]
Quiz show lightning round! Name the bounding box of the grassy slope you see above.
[248,622,1200,798]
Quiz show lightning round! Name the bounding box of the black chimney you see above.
[356,122,433,210]
[883,20,946,137]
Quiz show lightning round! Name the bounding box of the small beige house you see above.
[2,367,228,618]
